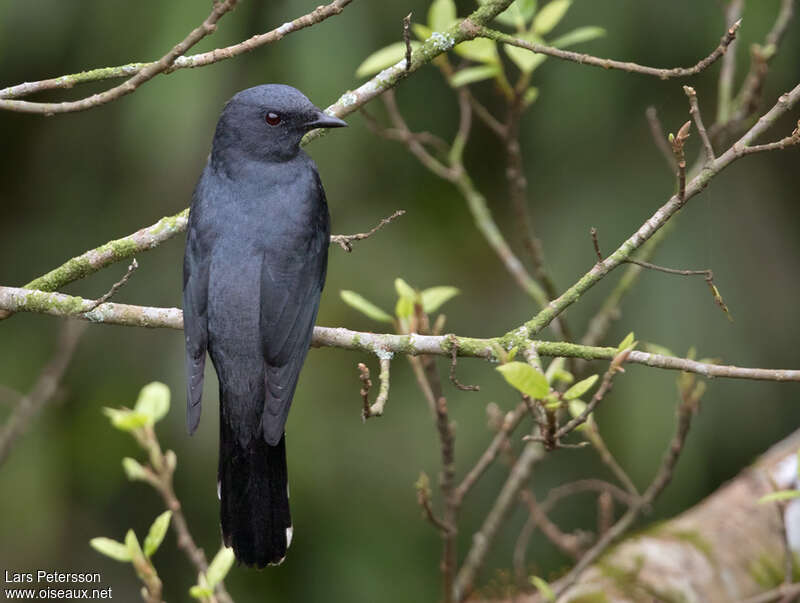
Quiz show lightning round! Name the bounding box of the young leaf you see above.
[207,547,236,587]
[567,399,587,418]
[493,0,538,28]
[428,0,457,32]
[143,511,172,558]
[103,407,150,432]
[340,290,393,323]
[549,25,605,48]
[758,490,800,504]
[122,457,148,481]
[412,23,433,41]
[497,361,549,398]
[394,277,417,300]
[450,65,500,87]
[522,86,539,106]
[533,0,572,35]
[503,33,546,72]
[395,296,415,320]
[618,332,636,351]
[189,585,213,600]
[545,357,564,382]
[420,286,460,312]
[125,529,145,562]
[356,42,421,78]
[530,575,556,602]
[134,382,170,424]
[563,374,599,400]
[454,38,499,64]
[90,537,132,563]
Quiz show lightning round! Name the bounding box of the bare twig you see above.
[403,12,413,72]
[0,0,353,102]
[357,363,373,420]
[0,0,240,114]
[476,19,741,79]
[518,489,589,559]
[82,260,139,313]
[0,321,85,467]
[435,396,458,603]
[330,210,407,252]
[360,356,392,419]
[685,86,716,163]
[449,337,480,392]
[646,106,679,172]
[590,227,603,262]
[716,0,744,124]
[671,120,692,201]
[416,472,451,534]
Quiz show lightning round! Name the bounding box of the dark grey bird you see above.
[183,84,346,567]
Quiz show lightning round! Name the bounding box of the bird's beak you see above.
[306,110,348,129]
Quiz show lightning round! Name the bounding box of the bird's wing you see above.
[259,178,329,445]
[183,197,210,435]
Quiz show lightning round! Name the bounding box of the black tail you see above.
[219,416,292,568]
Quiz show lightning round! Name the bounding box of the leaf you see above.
[493,0,538,28]
[413,23,433,41]
[533,0,572,35]
[545,357,564,382]
[497,362,549,398]
[617,332,636,351]
[90,537,132,563]
[567,399,587,418]
[356,42,421,78]
[125,529,145,563]
[420,286,460,312]
[503,33,546,73]
[530,575,556,602]
[522,86,539,106]
[189,585,213,600]
[394,278,417,300]
[549,25,606,48]
[758,490,800,504]
[428,0,457,32]
[643,342,674,357]
[563,374,599,400]
[395,296,415,319]
[454,38,499,64]
[122,457,148,481]
[102,407,150,432]
[450,65,501,87]
[143,511,172,557]
[206,547,236,587]
[340,290,393,323]
[134,382,170,424]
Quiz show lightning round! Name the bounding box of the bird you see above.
[182,84,346,568]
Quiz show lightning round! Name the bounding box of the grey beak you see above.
[307,110,347,129]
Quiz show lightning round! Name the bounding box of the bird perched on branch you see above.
[183,84,346,567]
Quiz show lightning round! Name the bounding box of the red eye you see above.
[265,112,281,126]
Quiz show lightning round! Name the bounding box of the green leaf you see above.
[122,457,148,481]
[454,38,499,64]
[143,511,172,558]
[522,86,539,106]
[90,537,132,563]
[758,490,800,504]
[503,34,546,73]
[643,342,674,357]
[530,575,556,601]
[567,399,587,418]
[497,362,549,398]
[420,286,460,312]
[394,278,417,300]
[549,25,605,48]
[493,0,538,28]
[102,407,150,432]
[134,382,170,424]
[450,64,501,87]
[340,290,393,323]
[413,23,433,41]
[533,0,572,35]
[618,332,636,351]
[206,547,236,587]
[395,296,415,319]
[564,374,599,400]
[125,529,144,562]
[189,585,213,600]
[428,0,457,32]
[544,357,564,382]
[356,41,421,78]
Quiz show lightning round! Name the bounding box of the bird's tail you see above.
[219,411,292,568]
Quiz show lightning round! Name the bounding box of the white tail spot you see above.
[217,481,221,501]
[286,526,294,548]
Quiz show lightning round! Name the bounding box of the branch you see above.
[358,356,392,419]
[0,0,240,114]
[3,285,800,383]
[0,320,85,467]
[684,86,716,163]
[476,19,741,79]
[330,210,406,252]
[0,0,353,102]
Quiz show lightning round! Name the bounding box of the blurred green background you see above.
[1,0,799,600]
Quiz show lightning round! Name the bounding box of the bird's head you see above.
[212,84,347,163]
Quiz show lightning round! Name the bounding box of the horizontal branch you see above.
[477,18,740,80]
[0,1,351,101]
[2,286,798,383]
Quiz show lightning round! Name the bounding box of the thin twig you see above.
[0,321,85,467]
[403,12,413,72]
[0,0,241,114]
[590,227,603,262]
[671,120,692,202]
[476,19,741,79]
[361,356,392,419]
[330,210,407,252]
[646,106,679,172]
[357,363,373,421]
[716,0,744,124]
[82,259,139,313]
[435,395,458,603]
[449,336,480,392]
[684,86,716,163]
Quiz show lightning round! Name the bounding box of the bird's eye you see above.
[265,112,281,126]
